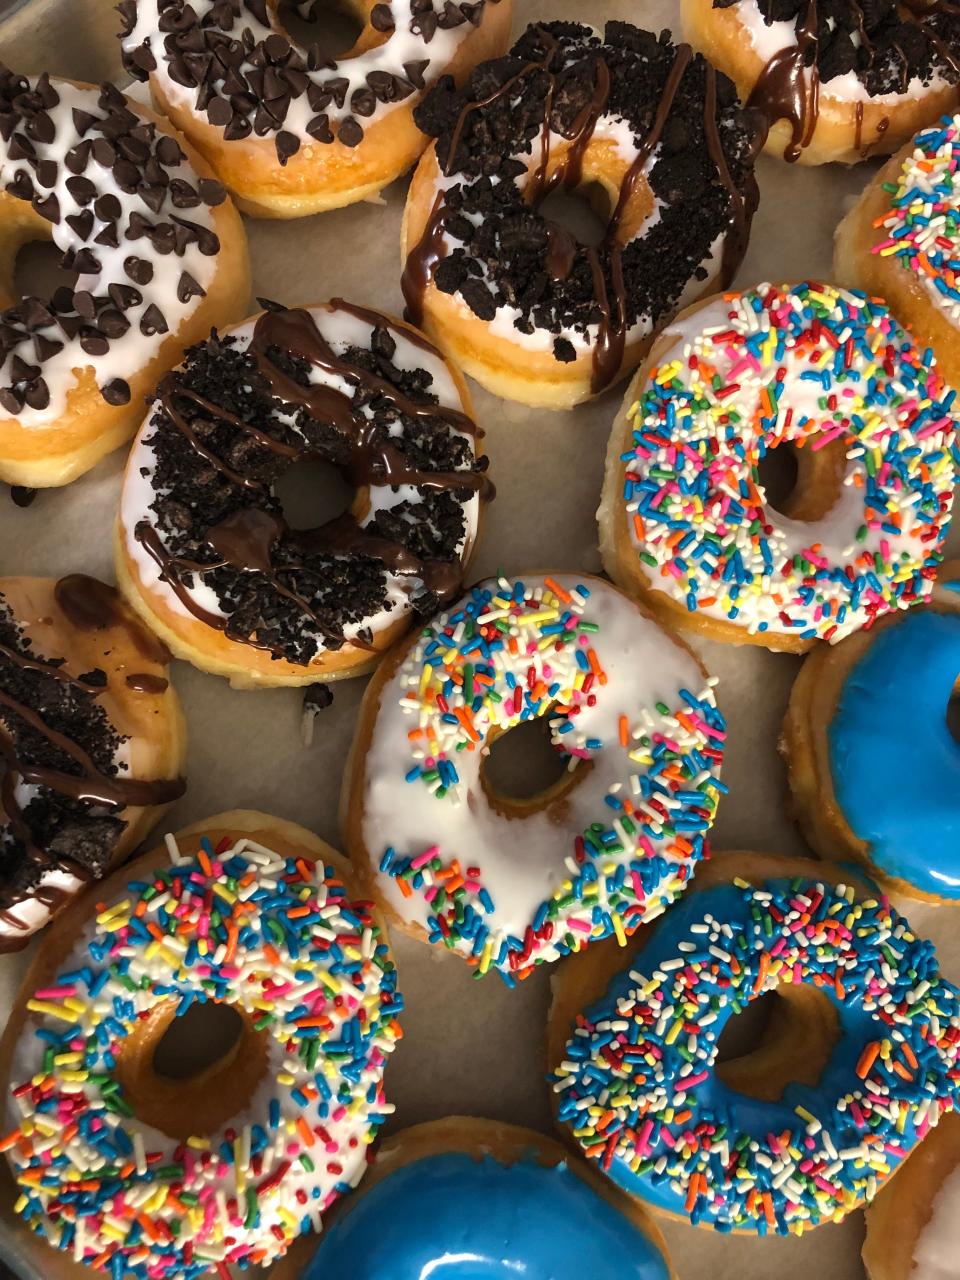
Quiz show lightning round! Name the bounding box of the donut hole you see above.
[715,984,839,1102]
[12,238,76,304]
[537,181,612,250]
[272,454,354,530]
[112,999,269,1141]
[278,0,367,60]
[947,681,960,745]
[480,713,585,812]
[755,443,800,516]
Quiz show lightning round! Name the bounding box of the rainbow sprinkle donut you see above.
[2,828,402,1277]
[551,867,960,1235]
[347,574,727,984]
[599,282,960,650]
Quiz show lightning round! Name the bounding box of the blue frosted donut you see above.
[551,868,960,1235]
[785,570,960,900]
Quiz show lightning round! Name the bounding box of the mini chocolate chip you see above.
[413,10,438,41]
[66,210,95,240]
[207,95,234,127]
[64,140,92,175]
[71,107,97,136]
[80,331,109,356]
[0,387,22,414]
[94,193,122,221]
[10,354,39,383]
[23,378,49,410]
[197,177,226,206]
[149,223,176,254]
[351,87,377,117]
[65,175,97,205]
[113,159,141,192]
[338,117,364,147]
[21,298,53,329]
[94,222,120,249]
[5,172,34,201]
[139,183,167,214]
[33,334,63,362]
[34,159,58,189]
[140,304,168,336]
[108,283,142,310]
[264,33,291,62]
[171,216,220,255]
[404,59,429,89]
[91,138,116,167]
[25,113,55,145]
[72,248,101,275]
[177,271,206,303]
[124,256,154,285]
[306,114,333,142]
[371,3,395,30]
[275,130,300,164]
[223,114,253,141]
[169,178,201,208]
[156,135,184,167]
[32,192,60,224]
[102,377,131,405]
[50,286,76,313]
[98,309,129,338]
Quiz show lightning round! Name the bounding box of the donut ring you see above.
[863,1110,960,1280]
[400,22,763,408]
[118,0,513,218]
[0,69,249,489]
[783,560,960,903]
[598,281,960,653]
[343,572,727,983]
[0,810,402,1278]
[836,112,960,391]
[271,1117,676,1280]
[116,299,489,688]
[682,0,960,166]
[548,851,960,1236]
[0,575,185,951]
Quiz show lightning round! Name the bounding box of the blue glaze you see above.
[302,1152,669,1280]
[828,609,960,897]
[552,877,960,1234]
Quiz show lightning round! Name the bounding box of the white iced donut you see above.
[343,573,727,983]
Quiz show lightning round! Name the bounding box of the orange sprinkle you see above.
[856,1041,880,1079]
[544,576,572,603]
[618,716,629,748]
[296,1117,316,1148]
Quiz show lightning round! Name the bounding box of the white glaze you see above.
[119,303,480,647]
[913,1163,960,1280]
[363,574,726,977]
[123,0,494,140]
[0,77,219,425]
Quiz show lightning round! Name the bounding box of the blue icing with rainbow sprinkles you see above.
[551,874,960,1234]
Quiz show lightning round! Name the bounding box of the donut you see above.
[271,1117,675,1280]
[598,281,960,653]
[863,1109,960,1280]
[782,559,960,901]
[0,574,185,952]
[117,0,513,218]
[836,111,960,390]
[682,0,960,166]
[548,850,960,1236]
[342,572,727,984]
[400,21,764,409]
[115,298,490,689]
[0,68,250,490]
[0,809,402,1278]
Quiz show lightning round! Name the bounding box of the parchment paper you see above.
[0,1,955,1277]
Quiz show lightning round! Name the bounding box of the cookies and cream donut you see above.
[118,0,513,217]
[783,560,960,902]
[549,851,960,1235]
[598,281,960,652]
[271,1117,676,1280]
[0,68,250,489]
[836,112,960,389]
[343,573,727,984]
[400,22,764,408]
[683,0,960,165]
[0,575,184,952]
[863,1110,960,1280]
[116,299,490,688]
[0,810,402,1279]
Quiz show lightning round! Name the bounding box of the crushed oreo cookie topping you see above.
[119,0,505,165]
[403,22,762,393]
[120,301,489,666]
[0,578,183,948]
[0,68,226,423]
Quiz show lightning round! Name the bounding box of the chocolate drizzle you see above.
[748,0,820,162]
[134,302,489,663]
[403,23,761,394]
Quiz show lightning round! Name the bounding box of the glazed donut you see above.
[548,850,960,1236]
[783,560,960,902]
[343,572,727,984]
[598,281,960,653]
[836,111,960,389]
[118,0,513,218]
[0,68,250,489]
[0,809,402,1278]
[400,22,763,409]
[863,1110,960,1280]
[682,0,960,165]
[116,298,489,688]
[0,574,184,951]
[271,1117,675,1280]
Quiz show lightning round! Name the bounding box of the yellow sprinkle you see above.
[26,1000,78,1024]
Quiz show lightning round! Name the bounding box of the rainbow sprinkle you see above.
[552,875,960,1234]
[873,114,960,321]
[4,835,402,1277]
[369,575,727,983]
[617,282,959,642]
